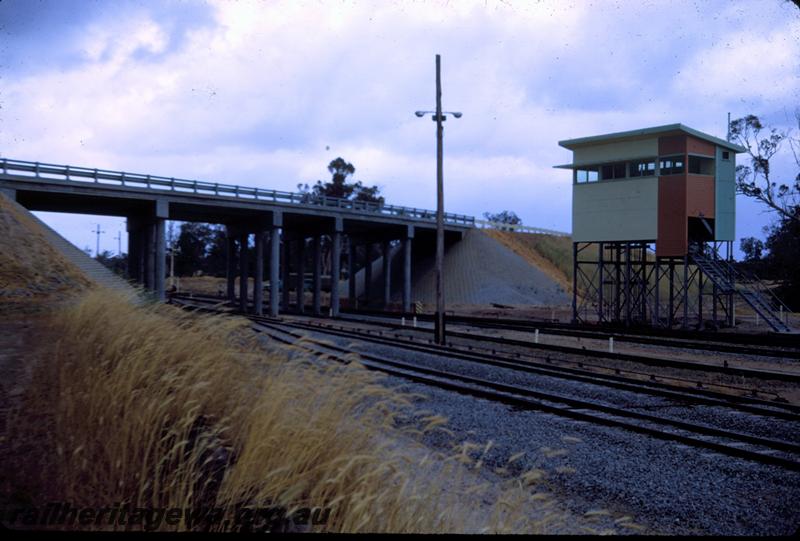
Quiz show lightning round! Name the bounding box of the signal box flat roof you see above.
[558,123,746,153]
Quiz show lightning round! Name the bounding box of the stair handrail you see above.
[689,244,792,329]
[688,242,793,330]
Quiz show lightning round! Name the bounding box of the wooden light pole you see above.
[415,54,461,344]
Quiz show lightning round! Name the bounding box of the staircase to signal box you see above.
[688,244,794,333]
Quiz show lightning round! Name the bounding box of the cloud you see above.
[0,0,798,253]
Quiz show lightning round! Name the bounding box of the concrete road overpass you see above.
[0,158,474,316]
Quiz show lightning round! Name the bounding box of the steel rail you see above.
[339,306,800,349]
[168,294,800,415]
[243,317,800,472]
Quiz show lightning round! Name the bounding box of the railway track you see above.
[173,292,800,357]
[169,293,800,403]
[173,295,800,384]
[169,296,800,472]
[340,307,800,358]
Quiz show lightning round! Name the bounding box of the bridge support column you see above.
[269,227,280,317]
[363,243,372,308]
[382,240,391,308]
[348,238,357,310]
[282,238,291,311]
[403,226,414,313]
[145,222,156,291]
[254,230,265,316]
[312,235,322,315]
[296,237,306,313]
[126,229,137,282]
[226,227,236,303]
[154,218,166,301]
[331,225,342,317]
[126,220,143,283]
[239,232,249,312]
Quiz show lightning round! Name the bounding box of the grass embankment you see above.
[0,194,92,311]
[5,290,547,532]
[484,230,573,292]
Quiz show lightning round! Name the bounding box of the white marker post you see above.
[609,337,614,354]
[534,329,539,344]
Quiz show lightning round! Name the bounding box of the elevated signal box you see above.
[554,124,793,331]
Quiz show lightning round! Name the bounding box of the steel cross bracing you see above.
[569,240,779,331]
[0,158,475,226]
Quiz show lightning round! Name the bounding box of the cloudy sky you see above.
[1,0,798,256]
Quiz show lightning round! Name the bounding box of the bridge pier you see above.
[254,230,265,316]
[154,218,166,301]
[382,240,391,307]
[403,226,414,313]
[145,223,156,291]
[296,237,306,313]
[126,223,142,283]
[331,223,342,317]
[126,207,166,301]
[239,232,249,312]
[363,242,372,307]
[225,227,236,303]
[348,238,357,310]
[281,238,291,311]
[312,235,322,315]
[269,227,280,317]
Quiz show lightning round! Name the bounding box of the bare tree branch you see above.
[730,115,800,224]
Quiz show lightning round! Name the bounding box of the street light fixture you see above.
[415,54,462,345]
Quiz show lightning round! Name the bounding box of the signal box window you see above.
[576,168,599,183]
[600,162,626,180]
[659,155,684,175]
[629,159,656,177]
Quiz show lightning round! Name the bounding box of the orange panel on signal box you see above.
[686,174,715,218]
[658,135,686,156]
[686,135,715,156]
[657,174,688,257]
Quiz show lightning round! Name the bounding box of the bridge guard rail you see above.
[0,158,475,226]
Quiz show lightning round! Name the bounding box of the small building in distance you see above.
[556,124,792,332]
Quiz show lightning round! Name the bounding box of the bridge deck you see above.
[0,158,473,232]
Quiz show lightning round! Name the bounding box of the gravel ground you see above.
[277,324,800,535]
[287,323,800,446]
[390,378,800,536]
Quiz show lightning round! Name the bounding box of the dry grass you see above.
[0,194,92,311]
[4,290,553,532]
